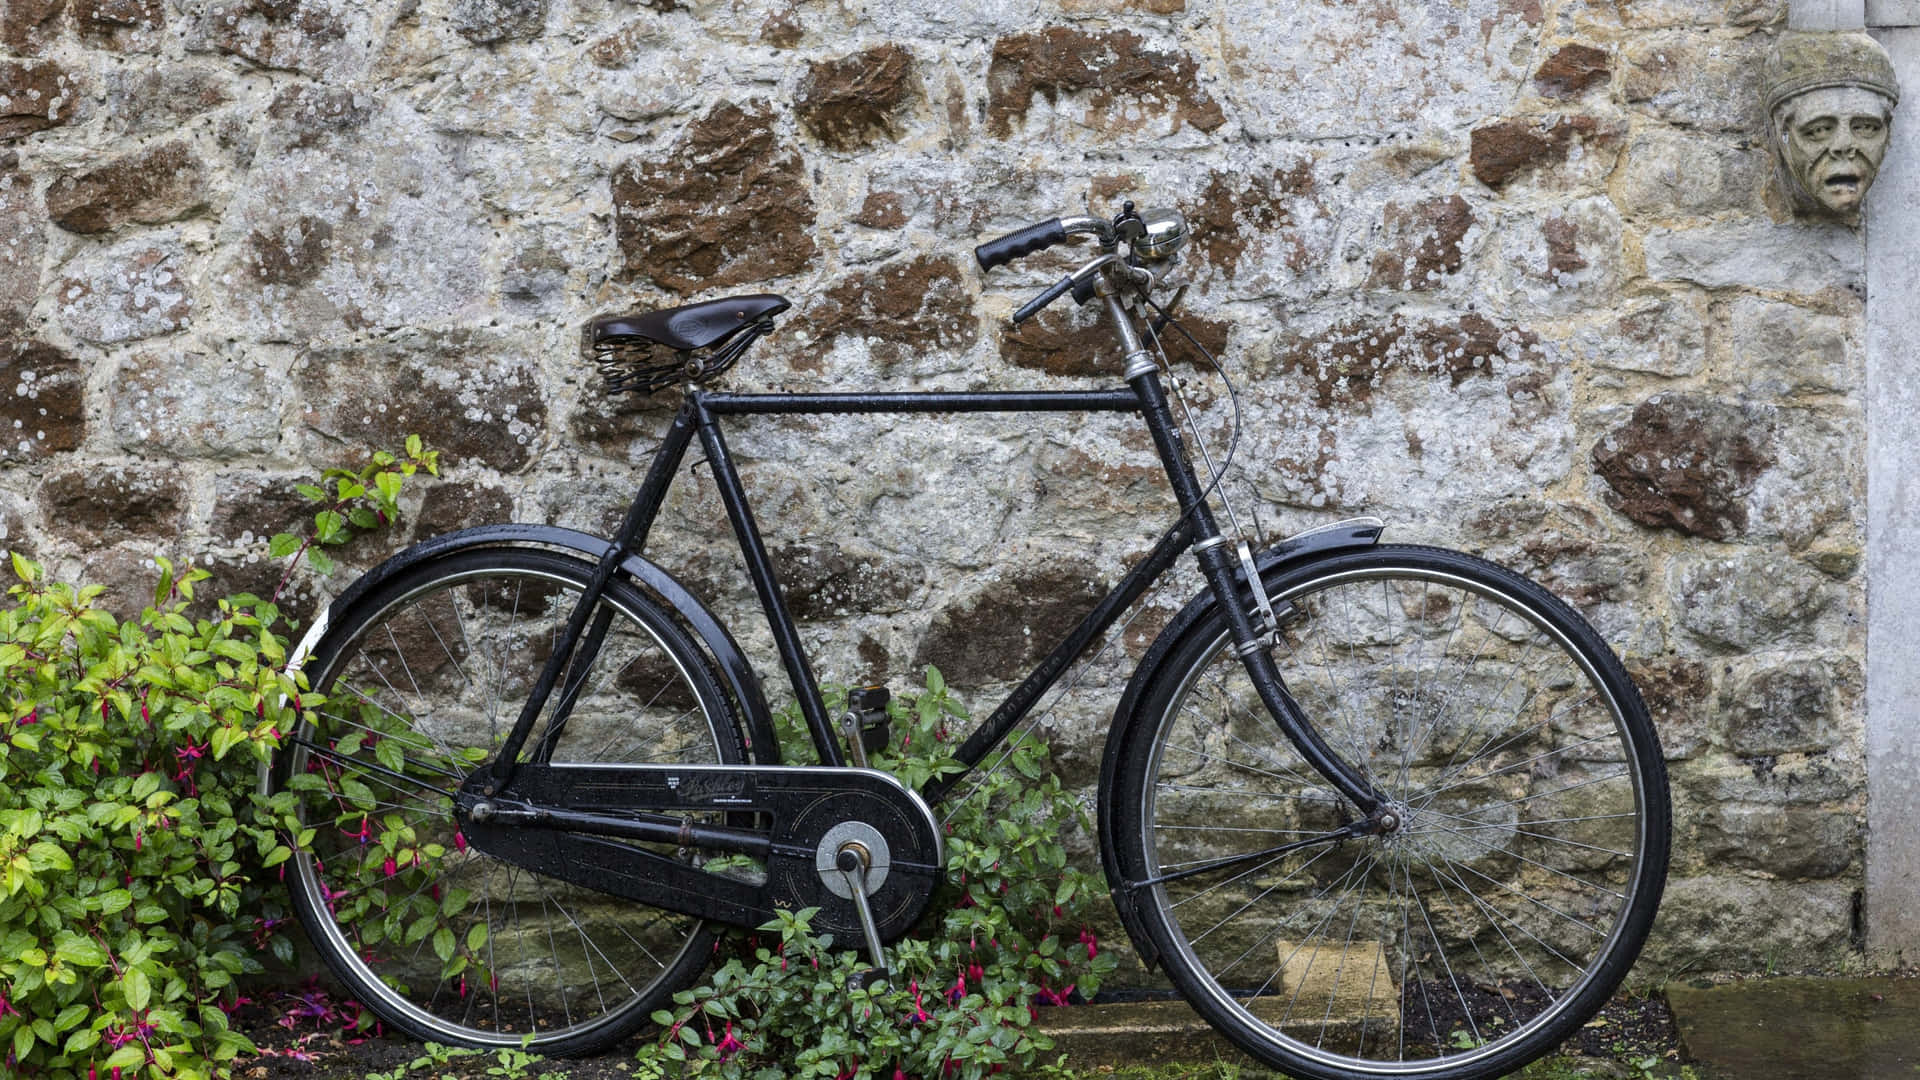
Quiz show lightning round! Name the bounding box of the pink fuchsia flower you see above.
[381,856,398,878]
[1033,984,1075,1008]
[1079,929,1100,960]
[715,1021,744,1061]
[906,980,930,1024]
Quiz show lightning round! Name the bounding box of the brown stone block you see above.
[0,60,84,141]
[1469,115,1612,189]
[1189,160,1321,280]
[806,254,974,367]
[1534,43,1611,99]
[44,141,208,234]
[855,191,908,229]
[610,101,817,293]
[0,340,84,463]
[209,470,311,548]
[40,465,187,547]
[1367,194,1474,292]
[246,216,333,287]
[1591,394,1774,542]
[414,481,515,536]
[3,0,67,55]
[985,27,1224,138]
[796,44,916,150]
[1001,308,1225,378]
[770,539,921,621]
[74,0,164,49]
[912,556,1104,686]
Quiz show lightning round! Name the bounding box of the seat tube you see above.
[485,399,700,789]
[1117,298,1382,816]
[691,397,843,767]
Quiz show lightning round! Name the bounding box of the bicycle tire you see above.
[276,546,747,1054]
[1109,545,1669,1080]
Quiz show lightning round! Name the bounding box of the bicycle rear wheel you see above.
[1110,545,1669,1080]
[277,547,746,1054]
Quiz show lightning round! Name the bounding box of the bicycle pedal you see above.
[842,685,892,763]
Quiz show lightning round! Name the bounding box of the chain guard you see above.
[459,763,944,943]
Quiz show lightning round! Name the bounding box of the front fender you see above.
[1094,517,1384,971]
[272,524,778,773]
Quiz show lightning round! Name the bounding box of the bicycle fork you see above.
[1115,295,1387,828]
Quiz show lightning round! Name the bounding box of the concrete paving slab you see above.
[1666,976,1920,1080]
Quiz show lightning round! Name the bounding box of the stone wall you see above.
[0,0,1869,974]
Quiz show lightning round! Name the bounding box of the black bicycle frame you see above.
[484,370,1382,818]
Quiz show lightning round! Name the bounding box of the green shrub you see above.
[0,441,435,1079]
[640,669,1118,1080]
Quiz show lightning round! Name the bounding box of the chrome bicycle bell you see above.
[1126,208,1188,263]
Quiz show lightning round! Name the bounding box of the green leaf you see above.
[124,965,152,1010]
[54,934,106,967]
[313,510,347,544]
[433,926,456,963]
[406,433,424,459]
[104,1043,147,1070]
[307,548,336,576]
[466,923,488,954]
[13,1024,32,1062]
[295,484,327,502]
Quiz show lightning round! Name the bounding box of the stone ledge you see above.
[1033,999,1268,1072]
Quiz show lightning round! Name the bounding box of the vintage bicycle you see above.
[268,203,1671,1080]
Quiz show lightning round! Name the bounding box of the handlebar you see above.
[974,219,1068,272]
[1010,275,1075,326]
[979,205,1185,326]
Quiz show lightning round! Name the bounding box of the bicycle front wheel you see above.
[277,547,746,1054]
[1111,545,1669,1080]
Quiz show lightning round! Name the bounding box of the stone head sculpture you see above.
[1764,32,1901,218]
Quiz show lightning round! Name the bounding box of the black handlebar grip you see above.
[1011,275,1074,326]
[974,218,1068,272]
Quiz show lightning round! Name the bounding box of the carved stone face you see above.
[1776,86,1895,215]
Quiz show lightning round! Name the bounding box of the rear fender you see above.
[1094,517,1385,970]
[270,525,778,779]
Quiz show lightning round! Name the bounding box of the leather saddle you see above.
[589,294,791,353]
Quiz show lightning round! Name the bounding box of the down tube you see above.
[921,519,1194,807]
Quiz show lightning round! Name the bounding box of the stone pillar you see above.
[1794,0,1866,28]
[1867,11,1920,964]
